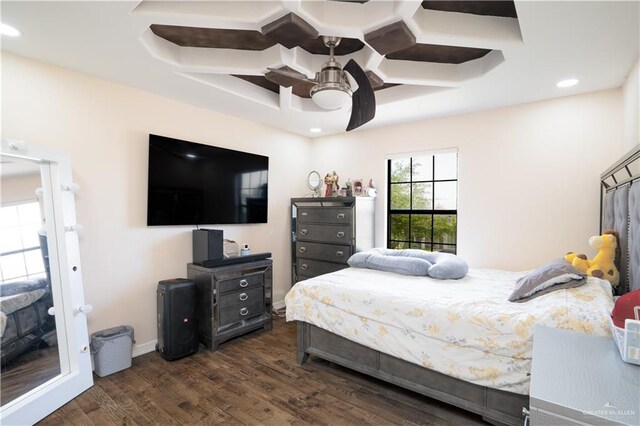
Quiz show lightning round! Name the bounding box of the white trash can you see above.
[90,325,135,377]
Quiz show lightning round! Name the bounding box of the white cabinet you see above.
[530,326,640,425]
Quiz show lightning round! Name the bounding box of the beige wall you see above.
[311,89,623,270]
[2,53,312,349]
[1,173,41,205]
[622,57,640,151]
[1,51,626,351]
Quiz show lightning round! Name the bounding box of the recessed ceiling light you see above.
[0,23,21,37]
[310,128,322,133]
[556,78,579,88]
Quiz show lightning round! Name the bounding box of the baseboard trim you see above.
[133,339,158,358]
[135,302,286,357]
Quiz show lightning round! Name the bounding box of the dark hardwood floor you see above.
[2,346,60,405]
[38,319,487,425]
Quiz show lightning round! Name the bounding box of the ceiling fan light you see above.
[312,88,352,110]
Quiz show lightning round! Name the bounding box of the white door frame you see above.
[1,139,93,425]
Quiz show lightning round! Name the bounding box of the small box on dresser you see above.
[187,257,272,351]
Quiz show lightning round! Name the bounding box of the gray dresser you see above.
[530,326,640,425]
[291,197,375,284]
[187,259,272,351]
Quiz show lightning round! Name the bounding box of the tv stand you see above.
[187,257,272,351]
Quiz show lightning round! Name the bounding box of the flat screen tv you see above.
[147,134,268,226]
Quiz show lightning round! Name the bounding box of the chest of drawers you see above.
[291,197,375,284]
[187,258,272,351]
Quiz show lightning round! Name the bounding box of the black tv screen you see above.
[147,134,268,226]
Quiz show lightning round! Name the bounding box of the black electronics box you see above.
[156,278,199,361]
[192,229,223,264]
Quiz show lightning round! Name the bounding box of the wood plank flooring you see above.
[2,346,60,405]
[38,319,487,425]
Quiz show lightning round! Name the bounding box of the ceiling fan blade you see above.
[343,59,376,131]
[265,67,315,87]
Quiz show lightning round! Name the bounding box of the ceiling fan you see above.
[267,36,375,131]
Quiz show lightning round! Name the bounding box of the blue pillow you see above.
[348,251,431,276]
[348,248,469,279]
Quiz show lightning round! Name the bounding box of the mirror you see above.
[307,171,322,197]
[0,140,92,425]
[0,156,61,405]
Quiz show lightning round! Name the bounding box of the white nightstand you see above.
[530,326,640,425]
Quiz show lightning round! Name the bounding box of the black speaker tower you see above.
[156,278,199,361]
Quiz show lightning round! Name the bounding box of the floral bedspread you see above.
[285,267,613,395]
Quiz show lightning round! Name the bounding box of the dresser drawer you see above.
[295,241,351,264]
[297,223,352,244]
[219,286,263,309]
[218,272,263,294]
[219,297,264,327]
[298,258,349,277]
[297,207,352,224]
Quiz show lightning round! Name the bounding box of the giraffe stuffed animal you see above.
[564,232,620,287]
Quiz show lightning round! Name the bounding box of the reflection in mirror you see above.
[0,156,61,406]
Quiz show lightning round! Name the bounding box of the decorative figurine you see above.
[324,172,334,197]
[332,171,339,195]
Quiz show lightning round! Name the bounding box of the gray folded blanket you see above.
[348,248,468,279]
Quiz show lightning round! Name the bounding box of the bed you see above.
[285,145,640,426]
[0,277,55,366]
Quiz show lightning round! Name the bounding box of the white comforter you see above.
[285,267,614,395]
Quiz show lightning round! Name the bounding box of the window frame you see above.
[386,149,458,253]
[0,199,46,283]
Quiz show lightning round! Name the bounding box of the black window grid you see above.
[387,155,458,253]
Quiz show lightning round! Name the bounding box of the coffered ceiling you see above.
[1,1,639,136]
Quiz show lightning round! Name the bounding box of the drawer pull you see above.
[336,250,344,258]
[239,279,248,287]
[299,246,307,253]
[301,264,308,271]
[337,213,345,219]
[337,231,345,238]
[300,229,308,235]
[240,307,249,316]
[239,292,248,301]
[301,212,308,216]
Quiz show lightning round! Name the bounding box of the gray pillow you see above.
[347,248,469,279]
[425,252,469,280]
[368,248,469,279]
[508,258,586,303]
[0,277,48,297]
[348,251,431,276]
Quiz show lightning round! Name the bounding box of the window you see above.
[0,201,46,283]
[387,151,458,253]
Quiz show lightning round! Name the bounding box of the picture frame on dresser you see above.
[291,197,375,284]
[352,179,363,196]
